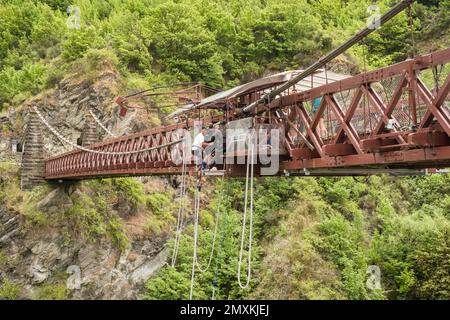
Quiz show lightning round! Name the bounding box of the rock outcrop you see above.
[0,204,170,300]
[0,210,20,245]
[0,67,177,299]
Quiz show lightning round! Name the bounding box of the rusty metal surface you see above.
[44,48,450,179]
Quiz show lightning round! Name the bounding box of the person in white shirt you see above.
[192,126,211,189]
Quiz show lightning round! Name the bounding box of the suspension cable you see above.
[89,108,118,138]
[41,97,71,151]
[33,105,182,155]
[237,133,255,289]
[408,2,416,58]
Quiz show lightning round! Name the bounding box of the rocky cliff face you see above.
[0,110,22,163]
[0,66,148,162]
[0,202,167,299]
[0,179,176,300]
[0,68,179,300]
[27,69,146,157]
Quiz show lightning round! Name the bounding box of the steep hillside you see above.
[0,0,449,300]
[253,176,450,300]
[0,160,186,299]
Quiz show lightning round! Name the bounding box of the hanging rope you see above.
[432,64,444,92]
[189,176,224,299]
[171,150,188,267]
[189,187,202,300]
[362,42,370,136]
[324,65,331,140]
[237,133,255,289]
[195,176,224,273]
[338,85,352,113]
[211,179,229,300]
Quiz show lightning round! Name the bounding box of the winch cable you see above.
[237,133,255,289]
[171,150,188,267]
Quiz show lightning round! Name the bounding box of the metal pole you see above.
[240,0,414,115]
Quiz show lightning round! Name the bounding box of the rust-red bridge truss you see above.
[44,48,450,180]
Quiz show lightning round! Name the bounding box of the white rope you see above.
[237,133,255,289]
[189,187,201,300]
[44,127,71,152]
[89,109,118,138]
[189,174,225,299]
[33,106,182,155]
[211,176,226,300]
[171,154,188,267]
[195,176,223,273]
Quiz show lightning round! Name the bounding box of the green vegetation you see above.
[144,177,303,300]
[0,0,449,300]
[0,0,447,111]
[0,162,49,227]
[0,278,20,300]
[34,283,69,300]
[0,173,134,252]
[145,175,450,300]
[62,179,136,251]
[144,192,176,237]
[265,175,449,300]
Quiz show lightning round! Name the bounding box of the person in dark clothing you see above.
[203,123,223,170]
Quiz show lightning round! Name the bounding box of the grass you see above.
[144,192,176,237]
[107,216,129,253]
[34,283,68,300]
[0,161,19,176]
[0,164,50,227]
[0,279,20,300]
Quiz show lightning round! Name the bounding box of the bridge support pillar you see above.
[81,113,99,146]
[21,108,45,190]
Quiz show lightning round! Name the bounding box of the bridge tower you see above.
[80,113,99,147]
[21,108,45,190]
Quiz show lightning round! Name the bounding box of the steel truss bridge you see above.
[42,48,450,180]
[37,0,450,180]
